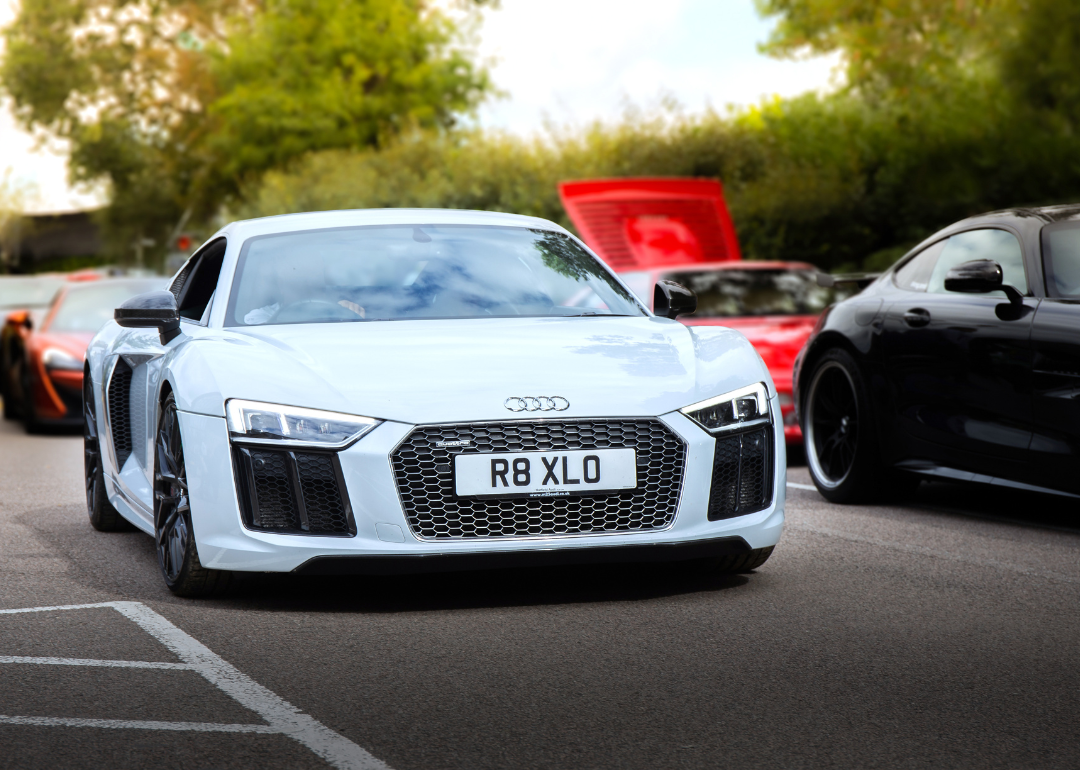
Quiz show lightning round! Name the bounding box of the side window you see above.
[893,240,945,292]
[928,229,1028,296]
[1042,222,1080,298]
[174,238,227,321]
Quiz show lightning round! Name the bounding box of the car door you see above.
[879,228,1036,477]
[105,239,227,514]
[1029,220,1080,494]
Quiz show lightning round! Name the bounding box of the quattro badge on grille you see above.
[435,439,472,448]
[504,397,569,412]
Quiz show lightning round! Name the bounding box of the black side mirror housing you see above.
[944,259,1023,304]
[115,290,181,344]
[654,280,697,319]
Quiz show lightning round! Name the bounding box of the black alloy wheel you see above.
[154,393,231,596]
[808,360,859,485]
[804,348,906,503]
[84,374,131,531]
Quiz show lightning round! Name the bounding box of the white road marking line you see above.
[0,656,193,670]
[0,716,280,733]
[0,602,118,615]
[789,523,1080,587]
[787,481,818,491]
[0,601,393,770]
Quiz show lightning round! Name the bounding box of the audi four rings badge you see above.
[504,397,570,412]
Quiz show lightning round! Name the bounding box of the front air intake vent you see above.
[391,419,686,540]
[107,358,133,468]
[233,447,355,536]
[707,426,773,520]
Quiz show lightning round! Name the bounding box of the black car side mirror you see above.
[944,259,1023,304]
[654,280,697,319]
[115,290,181,345]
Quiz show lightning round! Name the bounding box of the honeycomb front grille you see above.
[391,420,686,540]
[233,447,355,536]
[708,427,773,521]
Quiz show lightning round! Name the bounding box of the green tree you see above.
[0,0,493,264]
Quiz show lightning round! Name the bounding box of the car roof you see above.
[218,208,571,242]
[952,204,1080,227]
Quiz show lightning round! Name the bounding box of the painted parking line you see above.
[787,481,817,491]
[0,601,392,770]
[0,716,281,733]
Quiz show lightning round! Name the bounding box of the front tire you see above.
[84,375,132,531]
[20,365,41,433]
[803,348,889,503]
[154,393,231,597]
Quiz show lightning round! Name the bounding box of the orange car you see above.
[2,278,163,430]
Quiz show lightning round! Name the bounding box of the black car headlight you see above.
[225,399,381,448]
[680,383,771,434]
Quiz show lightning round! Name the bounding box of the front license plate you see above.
[454,448,637,498]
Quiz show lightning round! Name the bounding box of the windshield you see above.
[48,280,165,333]
[662,268,844,318]
[226,225,645,326]
[0,277,66,310]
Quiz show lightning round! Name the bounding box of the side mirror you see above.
[115,290,181,344]
[944,259,1023,304]
[654,280,697,319]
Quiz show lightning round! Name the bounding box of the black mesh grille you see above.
[233,447,355,536]
[107,358,133,468]
[708,427,773,521]
[391,420,686,540]
[296,453,351,533]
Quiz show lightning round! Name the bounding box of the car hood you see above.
[173,316,772,424]
[682,315,818,388]
[30,331,95,358]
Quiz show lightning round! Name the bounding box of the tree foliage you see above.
[0,0,492,261]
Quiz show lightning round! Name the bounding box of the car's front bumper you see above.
[174,400,787,574]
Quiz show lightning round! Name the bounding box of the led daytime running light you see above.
[680,383,771,433]
[225,399,381,448]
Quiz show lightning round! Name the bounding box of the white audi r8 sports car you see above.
[83,209,786,596]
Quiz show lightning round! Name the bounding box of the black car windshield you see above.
[662,268,844,317]
[48,280,165,333]
[0,276,66,310]
[226,225,645,326]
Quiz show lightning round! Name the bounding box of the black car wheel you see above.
[84,375,131,531]
[154,393,231,597]
[803,348,892,503]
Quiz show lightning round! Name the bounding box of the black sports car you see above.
[794,205,1080,502]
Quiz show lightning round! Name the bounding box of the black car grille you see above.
[233,447,355,536]
[391,419,686,540]
[707,426,774,521]
[107,358,133,467]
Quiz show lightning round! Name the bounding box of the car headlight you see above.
[680,383,771,433]
[42,348,84,371]
[225,399,381,448]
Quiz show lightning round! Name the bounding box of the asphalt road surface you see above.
[1,417,1078,770]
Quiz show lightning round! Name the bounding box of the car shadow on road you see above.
[218,562,753,614]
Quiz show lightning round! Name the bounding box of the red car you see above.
[559,178,848,444]
[615,263,849,443]
[2,278,162,430]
